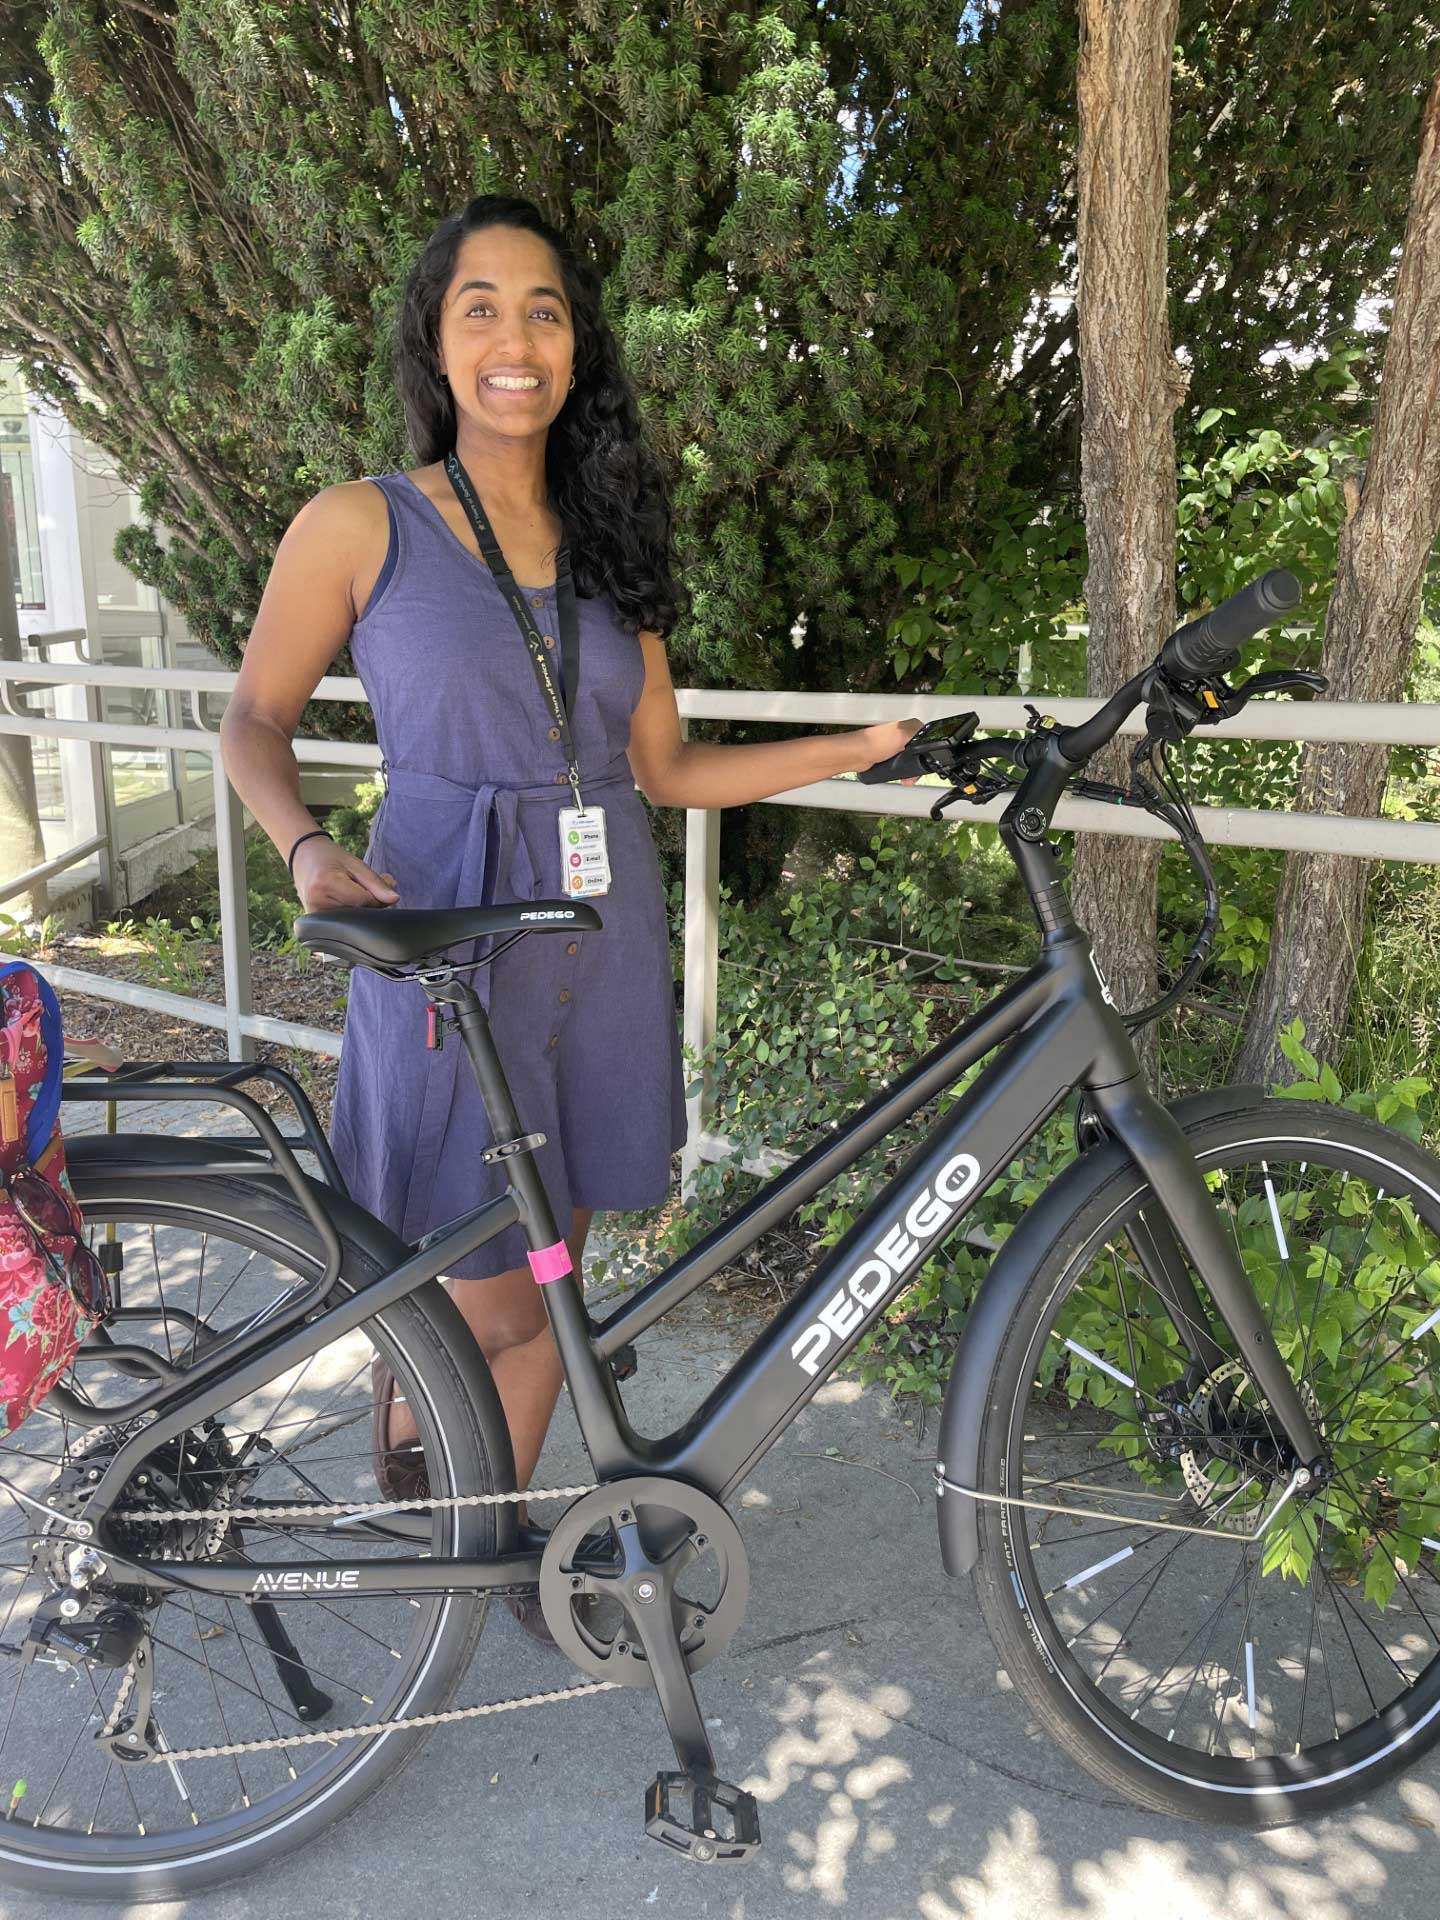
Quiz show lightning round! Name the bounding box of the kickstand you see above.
[247,1598,334,1723]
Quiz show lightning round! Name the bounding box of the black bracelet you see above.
[287,828,332,881]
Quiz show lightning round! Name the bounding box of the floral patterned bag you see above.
[0,959,112,1435]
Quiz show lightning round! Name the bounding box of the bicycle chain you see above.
[150,1678,621,1762]
[86,1479,617,1763]
[109,1480,600,1527]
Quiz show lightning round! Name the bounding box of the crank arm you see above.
[615,1519,716,1781]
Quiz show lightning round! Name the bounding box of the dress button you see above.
[531,595,545,608]
[566,940,578,955]
[548,1033,559,1048]
[553,771,566,784]
[548,725,561,740]
[542,633,556,649]
[559,988,570,1003]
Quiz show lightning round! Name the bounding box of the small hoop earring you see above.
[568,374,576,391]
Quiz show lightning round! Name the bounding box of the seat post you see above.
[427,978,566,1254]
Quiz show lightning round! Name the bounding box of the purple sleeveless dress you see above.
[327,470,688,1280]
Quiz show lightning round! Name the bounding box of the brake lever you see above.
[1236,669,1329,699]
[1143,665,1328,741]
[1188,667,1328,725]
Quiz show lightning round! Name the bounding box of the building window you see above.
[0,361,45,610]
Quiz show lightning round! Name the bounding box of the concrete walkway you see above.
[19,1093,1440,1919]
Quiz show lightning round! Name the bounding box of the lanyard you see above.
[444,449,584,813]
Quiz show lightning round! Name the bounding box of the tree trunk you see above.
[1236,67,1440,1088]
[1069,0,1189,1078]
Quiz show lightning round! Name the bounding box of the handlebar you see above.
[1159,568,1301,681]
[858,567,1311,788]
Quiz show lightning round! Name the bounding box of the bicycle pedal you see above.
[644,1770,761,1863]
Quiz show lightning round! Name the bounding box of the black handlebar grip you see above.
[1160,568,1302,681]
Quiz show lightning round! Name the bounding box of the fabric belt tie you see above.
[376,761,634,1245]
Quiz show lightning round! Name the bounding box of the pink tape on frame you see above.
[527,1240,573,1285]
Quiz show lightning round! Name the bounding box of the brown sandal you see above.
[502,1590,561,1647]
[501,1587,604,1652]
[369,1353,429,1503]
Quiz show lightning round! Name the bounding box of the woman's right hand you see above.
[294,837,401,912]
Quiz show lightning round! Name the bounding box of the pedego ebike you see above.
[5,568,1440,1900]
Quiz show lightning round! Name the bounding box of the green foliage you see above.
[1175,407,1363,637]
[883,401,1372,706]
[3,2,1437,714]
[102,912,220,992]
[0,909,63,958]
[886,494,1087,694]
[0,0,1076,702]
[1274,1019,1435,1142]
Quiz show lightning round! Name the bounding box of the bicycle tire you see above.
[968,1098,1440,1825]
[0,1148,518,1902]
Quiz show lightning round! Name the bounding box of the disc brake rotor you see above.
[1179,1357,1323,1509]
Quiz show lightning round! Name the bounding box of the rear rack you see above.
[58,1057,350,1293]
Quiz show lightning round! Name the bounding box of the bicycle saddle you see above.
[294,898,603,970]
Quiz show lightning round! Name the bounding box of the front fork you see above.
[1085,1076,1331,1484]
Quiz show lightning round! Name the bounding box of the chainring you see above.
[538,1478,749,1687]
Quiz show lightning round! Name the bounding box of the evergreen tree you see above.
[3,0,1434,747]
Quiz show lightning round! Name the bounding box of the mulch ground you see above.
[32,926,345,1130]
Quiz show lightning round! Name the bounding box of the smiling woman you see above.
[220,192,911,1649]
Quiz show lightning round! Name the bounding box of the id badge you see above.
[558,806,611,898]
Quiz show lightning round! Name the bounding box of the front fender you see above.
[935,1083,1265,1577]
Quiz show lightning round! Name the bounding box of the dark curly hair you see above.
[394,193,687,641]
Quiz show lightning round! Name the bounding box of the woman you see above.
[219,191,919,1645]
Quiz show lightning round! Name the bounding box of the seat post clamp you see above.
[479,1131,548,1165]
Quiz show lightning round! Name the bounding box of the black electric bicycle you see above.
[5,568,1440,1900]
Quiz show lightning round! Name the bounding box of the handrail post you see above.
[211,743,255,1061]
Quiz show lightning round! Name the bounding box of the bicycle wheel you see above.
[969,1098,1440,1824]
[0,1145,518,1901]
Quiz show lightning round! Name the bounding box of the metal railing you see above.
[2,650,1438,1196]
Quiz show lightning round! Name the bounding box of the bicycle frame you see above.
[39,810,1330,1607]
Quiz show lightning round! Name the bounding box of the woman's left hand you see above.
[857,717,924,782]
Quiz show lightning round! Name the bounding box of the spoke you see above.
[1296,1171,1343,1389]
[220,1596,293,1759]
[181,1608,380,1706]
[1296,1488,1337,1752]
[149,1223,175,1365]
[183,1593,252,1810]
[257,1358,372,1465]
[182,1228,211,1368]
[174,1239,265,1342]
[1144,1548,1258,1741]
[1210,1541,1264,1756]
[85,1757,115,1836]
[1324,1570,1414,1694]
[148,1627,327,1729]
[1328,1466,1440,1645]
[81,1666,145,1834]
[1092,1533,1189,1690]
[30,1703,94,1830]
